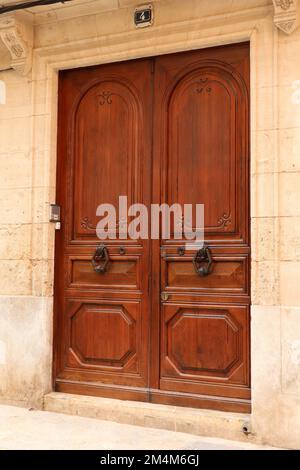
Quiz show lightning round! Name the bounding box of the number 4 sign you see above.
[134,5,153,28]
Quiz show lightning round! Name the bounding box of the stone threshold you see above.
[43,392,254,444]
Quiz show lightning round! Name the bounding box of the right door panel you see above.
[153,43,251,405]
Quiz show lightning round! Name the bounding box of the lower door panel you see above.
[160,302,250,400]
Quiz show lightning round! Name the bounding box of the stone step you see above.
[43,392,252,444]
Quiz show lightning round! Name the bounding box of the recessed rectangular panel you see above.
[163,256,248,294]
[167,72,236,234]
[160,303,250,398]
[156,46,249,245]
[73,80,140,241]
[60,299,148,387]
[69,257,140,289]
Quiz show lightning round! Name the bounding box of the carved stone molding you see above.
[272,0,299,34]
[0,12,33,76]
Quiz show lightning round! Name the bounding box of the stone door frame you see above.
[30,4,280,416]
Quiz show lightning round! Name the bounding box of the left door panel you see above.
[54,60,153,398]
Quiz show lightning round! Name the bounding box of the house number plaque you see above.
[134,5,153,28]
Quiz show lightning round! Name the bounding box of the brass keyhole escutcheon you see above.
[161,292,169,302]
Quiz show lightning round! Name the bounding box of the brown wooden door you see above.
[54,59,153,400]
[54,43,250,412]
[150,44,251,412]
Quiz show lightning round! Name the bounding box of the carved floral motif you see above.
[196,78,212,95]
[3,32,24,58]
[272,0,299,34]
[0,13,33,75]
[81,217,96,231]
[81,217,126,234]
[98,91,113,105]
[217,213,232,229]
[275,0,293,10]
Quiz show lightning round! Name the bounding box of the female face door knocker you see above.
[193,244,213,277]
[92,244,110,274]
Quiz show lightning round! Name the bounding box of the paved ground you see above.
[0,404,279,450]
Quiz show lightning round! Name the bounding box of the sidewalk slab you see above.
[0,404,280,450]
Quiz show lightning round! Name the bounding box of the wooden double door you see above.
[54,43,251,412]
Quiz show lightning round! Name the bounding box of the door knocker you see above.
[193,244,213,277]
[92,244,110,274]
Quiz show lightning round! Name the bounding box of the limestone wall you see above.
[0,68,53,406]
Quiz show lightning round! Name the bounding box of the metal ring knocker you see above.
[193,244,213,277]
[92,244,110,274]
